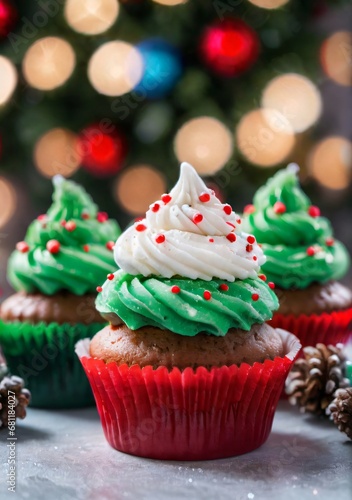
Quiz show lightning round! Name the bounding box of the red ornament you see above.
[223,204,232,215]
[47,240,60,254]
[308,206,321,217]
[226,233,236,242]
[200,19,260,78]
[219,283,229,291]
[171,285,181,294]
[37,214,47,222]
[193,213,203,224]
[306,246,316,256]
[106,241,115,251]
[161,194,172,204]
[16,241,29,253]
[203,290,212,301]
[199,192,211,203]
[268,282,275,289]
[135,223,147,232]
[259,274,267,281]
[107,273,114,281]
[252,293,259,301]
[244,204,255,215]
[83,245,90,252]
[246,244,253,252]
[96,286,103,293]
[247,235,255,244]
[155,234,166,244]
[81,212,90,220]
[78,124,127,178]
[209,238,214,243]
[253,256,257,261]
[326,238,335,247]
[273,202,287,214]
[0,0,18,39]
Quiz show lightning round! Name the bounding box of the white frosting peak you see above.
[114,162,265,281]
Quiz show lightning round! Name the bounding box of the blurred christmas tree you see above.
[0,0,351,231]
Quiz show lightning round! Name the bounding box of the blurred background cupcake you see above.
[0,176,120,408]
[242,165,352,349]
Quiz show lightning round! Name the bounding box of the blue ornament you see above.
[134,39,182,99]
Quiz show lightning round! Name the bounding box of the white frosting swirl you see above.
[114,162,265,281]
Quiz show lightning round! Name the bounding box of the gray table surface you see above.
[1,400,351,500]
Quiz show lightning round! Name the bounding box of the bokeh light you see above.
[236,109,295,167]
[23,37,76,91]
[114,165,167,215]
[0,56,17,106]
[34,128,80,178]
[261,73,322,133]
[88,41,144,96]
[64,0,119,35]
[308,137,352,190]
[321,31,352,87]
[174,117,233,175]
[152,0,188,5]
[248,0,290,9]
[0,177,16,228]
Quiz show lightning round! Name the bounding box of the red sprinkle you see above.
[259,274,267,281]
[107,273,114,281]
[106,241,115,251]
[226,233,237,243]
[96,286,103,293]
[135,216,144,222]
[97,212,108,223]
[268,282,275,289]
[246,244,253,252]
[135,223,147,232]
[306,246,315,256]
[308,206,321,218]
[253,256,258,261]
[252,293,259,301]
[47,239,60,254]
[223,205,232,215]
[326,238,334,247]
[273,201,286,214]
[244,204,255,215]
[37,214,46,221]
[209,238,214,243]
[237,219,242,224]
[151,203,160,213]
[226,222,236,230]
[199,192,211,203]
[247,235,255,244]
[171,285,181,294]
[161,194,172,204]
[81,212,90,220]
[193,213,203,224]
[65,221,76,232]
[203,290,212,300]
[155,234,166,244]
[219,284,229,291]
[83,245,90,252]
[16,241,29,253]
[60,220,67,227]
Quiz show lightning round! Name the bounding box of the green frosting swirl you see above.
[8,176,121,296]
[243,166,350,289]
[96,270,279,336]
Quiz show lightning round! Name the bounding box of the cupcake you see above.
[242,164,352,349]
[0,176,120,408]
[76,162,300,460]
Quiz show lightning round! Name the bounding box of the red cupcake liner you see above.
[76,329,300,460]
[269,307,352,352]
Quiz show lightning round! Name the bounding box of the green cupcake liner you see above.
[0,320,103,409]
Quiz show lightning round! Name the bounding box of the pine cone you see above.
[286,343,350,415]
[328,388,352,439]
[0,374,31,429]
